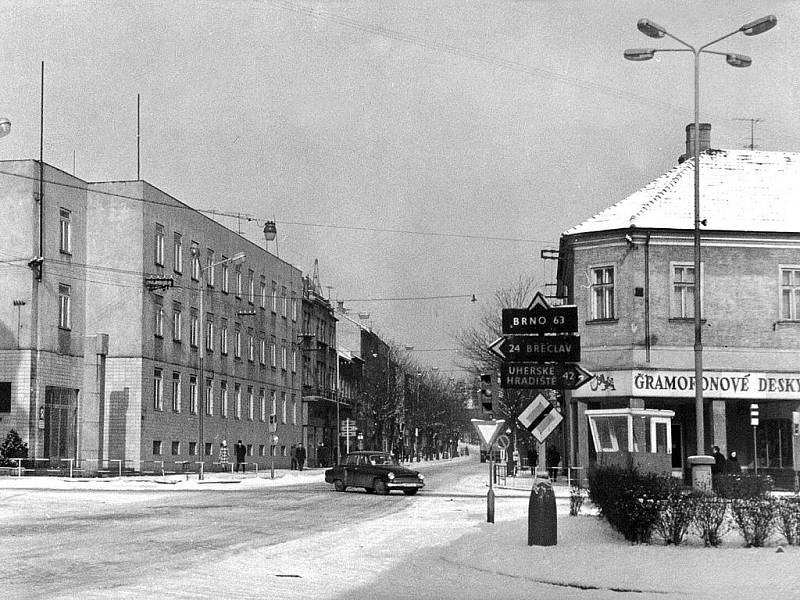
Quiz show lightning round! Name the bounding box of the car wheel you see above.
[374,479,389,495]
[402,489,418,496]
[333,479,346,492]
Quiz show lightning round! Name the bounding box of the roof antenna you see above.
[734,117,762,150]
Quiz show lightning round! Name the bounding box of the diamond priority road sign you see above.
[488,334,580,363]
[501,362,593,390]
[518,394,563,444]
[502,292,578,335]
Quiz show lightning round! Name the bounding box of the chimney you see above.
[678,123,711,163]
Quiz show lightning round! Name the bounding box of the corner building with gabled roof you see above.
[557,127,800,487]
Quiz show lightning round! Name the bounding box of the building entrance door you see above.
[44,387,77,459]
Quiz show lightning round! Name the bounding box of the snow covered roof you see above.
[563,149,800,236]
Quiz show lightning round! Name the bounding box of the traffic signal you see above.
[480,373,493,413]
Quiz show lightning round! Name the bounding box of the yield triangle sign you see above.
[471,419,505,447]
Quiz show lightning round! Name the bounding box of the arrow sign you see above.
[488,335,580,363]
[471,419,506,447]
[502,292,578,335]
[518,394,563,444]
[501,363,594,390]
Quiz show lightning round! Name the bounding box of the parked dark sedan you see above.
[325,451,425,495]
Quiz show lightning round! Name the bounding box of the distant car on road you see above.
[325,451,425,495]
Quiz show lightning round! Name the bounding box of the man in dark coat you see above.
[296,443,306,471]
[725,451,742,474]
[711,446,726,476]
[234,440,247,473]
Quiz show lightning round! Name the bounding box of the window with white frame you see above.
[281,344,287,371]
[235,383,242,419]
[172,302,182,342]
[221,260,229,294]
[270,340,277,367]
[58,283,71,330]
[205,378,214,415]
[189,375,198,414]
[191,242,200,280]
[220,380,228,417]
[190,310,199,347]
[281,392,287,423]
[780,267,800,321]
[248,330,255,362]
[260,278,266,309]
[259,389,266,422]
[173,233,183,274]
[291,348,297,373]
[59,208,72,254]
[292,395,297,424]
[206,249,215,286]
[260,336,266,365]
[248,269,255,304]
[671,263,696,319]
[220,319,228,355]
[234,326,241,359]
[248,386,254,420]
[271,390,277,417]
[281,286,287,317]
[154,296,164,338]
[291,296,297,322]
[154,223,165,266]
[590,266,615,320]
[153,368,163,411]
[235,266,242,298]
[205,314,214,351]
[271,282,277,312]
[172,372,181,412]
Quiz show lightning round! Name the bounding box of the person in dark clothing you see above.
[234,440,247,473]
[527,447,538,473]
[295,443,306,471]
[546,446,561,482]
[711,446,726,475]
[290,444,298,470]
[725,451,742,474]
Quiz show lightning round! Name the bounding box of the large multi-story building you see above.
[557,127,800,487]
[0,160,303,472]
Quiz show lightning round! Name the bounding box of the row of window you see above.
[152,440,289,458]
[154,225,298,318]
[152,368,296,423]
[589,264,800,322]
[154,299,297,369]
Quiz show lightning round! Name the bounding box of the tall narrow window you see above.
[153,368,163,411]
[260,336,266,365]
[221,260,229,294]
[291,296,298,322]
[173,233,183,274]
[59,208,72,254]
[58,284,71,330]
[154,296,164,338]
[234,326,242,359]
[281,392,287,424]
[154,223,165,266]
[205,314,214,351]
[191,242,200,280]
[270,341,277,368]
[672,263,696,319]
[281,286,287,317]
[235,383,242,419]
[173,302,182,342]
[190,309,199,347]
[205,378,214,415]
[248,269,255,304]
[292,395,297,425]
[281,343,287,371]
[248,386,254,420]
[189,375,198,414]
[271,282,277,312]
[291,348,297,373]
[248,330,255,362]
[220,319,228,355]
[260,278,266,309]
[259,389,266,422]
[172,372,181,412]
[781,267,800,321]
[235,266,242,298]
[206,249,215,286]
[591,266,615,320]
[271,390,277,417]
[220,380,228,418]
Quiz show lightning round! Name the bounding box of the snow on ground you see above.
[3,462,798,600]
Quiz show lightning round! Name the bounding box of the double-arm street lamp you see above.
[624,15,776,462]
[193,250,245,479]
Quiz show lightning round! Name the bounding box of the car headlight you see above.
[418,473,424,480]
[387,472,395,480]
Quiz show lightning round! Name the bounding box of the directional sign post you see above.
[489,335,581,363]
[502,292,578,335]
[501,363,593,390]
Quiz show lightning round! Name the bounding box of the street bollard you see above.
[528,478,557,546]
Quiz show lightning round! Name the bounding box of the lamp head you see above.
[726,53,752,68]
[230,252,246,262]
[624,48,656,62]
[637,18,666,39]
[263,220,277,242]
[741,15,777,36]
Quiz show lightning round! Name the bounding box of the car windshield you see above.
[368,454,396,466]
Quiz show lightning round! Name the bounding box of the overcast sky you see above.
[2,1,797,378]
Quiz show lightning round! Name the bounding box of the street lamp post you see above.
[625,15,776,479]
[193,250,245,479]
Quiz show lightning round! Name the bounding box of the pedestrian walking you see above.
[546,445,561,482]
[234,439,247,473]
[725,451,742,474]
[219,440,229,471]
[290,444,298,470]
[295,443,306,471]
[512,448,520,476]
[711,446,726,475]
